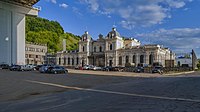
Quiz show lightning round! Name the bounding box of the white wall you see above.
[0,1,38,65]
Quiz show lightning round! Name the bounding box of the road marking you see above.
[26,80,200,103]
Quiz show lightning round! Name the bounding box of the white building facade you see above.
[56,28,175,67]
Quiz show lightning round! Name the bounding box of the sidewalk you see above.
[68,69,161,77]
[68,69,196,77]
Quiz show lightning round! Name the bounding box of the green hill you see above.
[25,16,80,53]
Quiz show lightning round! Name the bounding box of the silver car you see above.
[92,66,102,71]
[20,65,34,71]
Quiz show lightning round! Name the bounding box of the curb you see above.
[165,71,195,76]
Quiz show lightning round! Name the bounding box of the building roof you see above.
[107,27,121,38]
[81,31,92,41]
[0,0,39,7]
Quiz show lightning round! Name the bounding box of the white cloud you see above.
[72,7,83,16]
[136,28,200,57]
[59,3,68,9]
[45,0,57,4]
[51,0,57,4]
[80,0,193,29]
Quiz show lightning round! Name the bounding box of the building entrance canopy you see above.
[0,0,39,7]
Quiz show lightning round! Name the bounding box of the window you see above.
[68,57,70,65]
[132,55,136,63]
[94,46,96,52]
[64,57,67,65]
[140,55,144,63]
[149,54,153,65]
[110,44,112,50]
[59,57,61,65]
[99,46,102,52]
[119,56,122,65]
[72,58,74,65]
[76,57,79,65]
[83,46,85,52]
[126,56,129,63]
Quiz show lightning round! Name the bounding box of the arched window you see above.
[119,56,122,65]
[94,46,96,52]
[132,55,136,63]
[82,46,85,52]
[110,44,112,50]
[99,46,102,52]
[76,57,79,65]
[72,58,74,65]
[64,57,67,65]
[126,56,129,63]
[178,61,180,67]
[140,55,144,63]
[58,57,61,65]
[149,54,153,65]
[68,57,70,65]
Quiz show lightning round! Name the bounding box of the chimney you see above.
[63,39,66,51]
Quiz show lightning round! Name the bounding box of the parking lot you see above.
[1,69,200,112]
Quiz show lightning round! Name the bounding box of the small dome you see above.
[81,31,92,41]
[107,27,121,39]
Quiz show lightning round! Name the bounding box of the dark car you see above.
[152,66,163,74]
[0,64,10,69]
[35,65,42,71]
[9,65,21,71]
[102,66,113,71]
[134,66,144,73]
[39,64,54,73]
[47,66,68,74]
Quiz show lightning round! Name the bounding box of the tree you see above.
[26,16,80,53]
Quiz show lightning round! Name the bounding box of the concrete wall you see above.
[0,1,38,65]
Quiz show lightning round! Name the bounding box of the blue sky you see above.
[35,0,200,57]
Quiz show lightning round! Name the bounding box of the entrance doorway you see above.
[82,60,84,67]
[109,60,113,67]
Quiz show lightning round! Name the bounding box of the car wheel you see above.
[54,71,57,74]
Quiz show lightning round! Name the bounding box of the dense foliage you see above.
[197,59,200,69]
[26,16,80,53]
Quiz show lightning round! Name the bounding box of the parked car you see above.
[20,65,34,71]
[92,66,102,71]
[134,66,144,73]
[112,67,124,71]
[9,65,21,71]
[27,64,36,70]
[152,66,163,74]
[75,66,83,70]
[0,64,10,69]
[83,65,89,70]
[35,65,43,71]
[102,66,113,71]
[39,65,53,73]
[137,63,148,67]
[83,65,94,70]
[47,66,68,74]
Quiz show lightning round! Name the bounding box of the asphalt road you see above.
[0,69,200,112]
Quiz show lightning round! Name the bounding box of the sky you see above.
[35,0,200,57]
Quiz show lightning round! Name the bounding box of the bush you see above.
[197,63,200,69]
